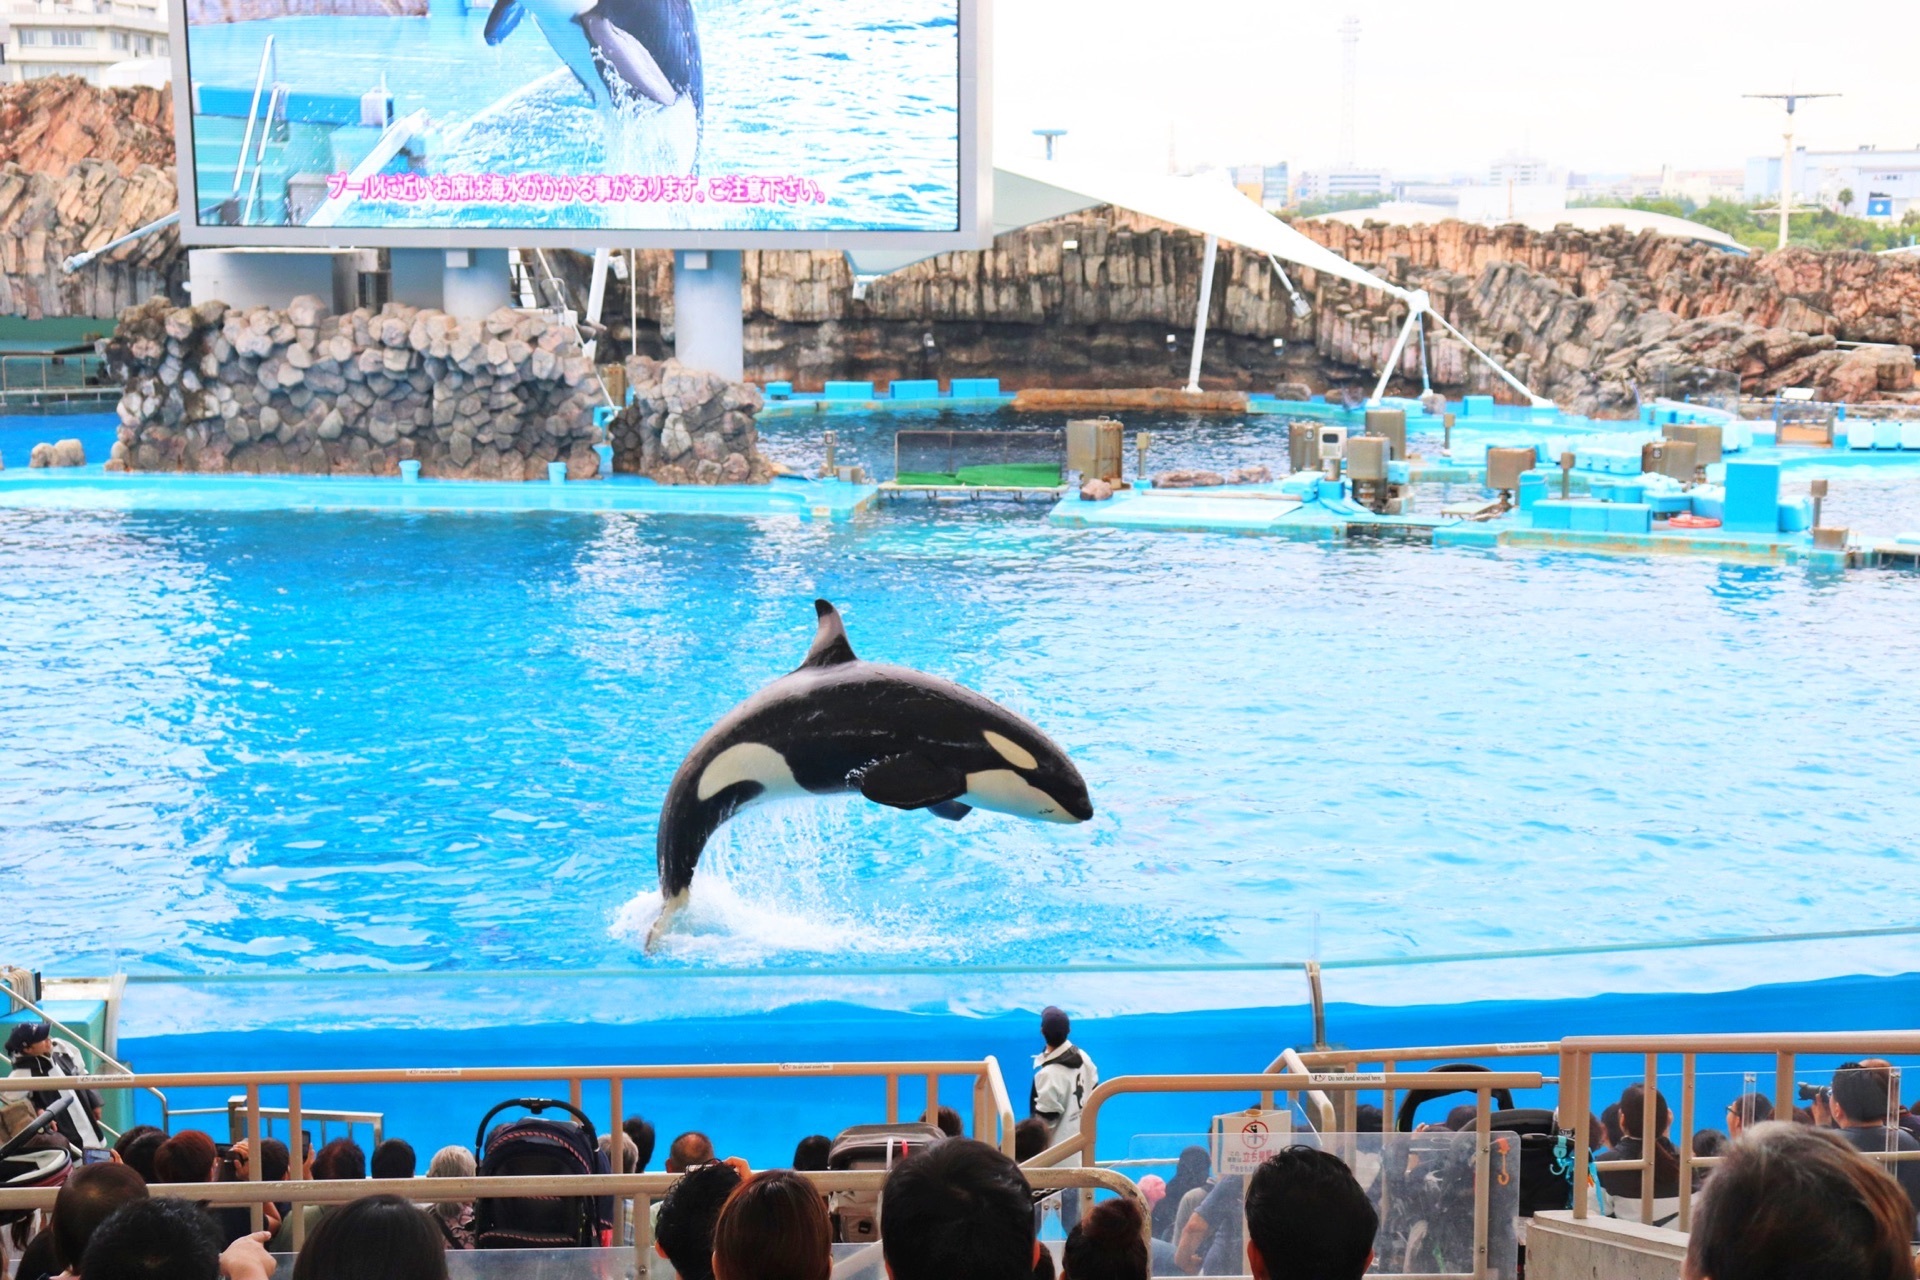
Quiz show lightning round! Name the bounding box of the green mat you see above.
[894,463,1063,487]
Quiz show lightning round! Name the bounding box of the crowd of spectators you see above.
[10,1009,1920,1280]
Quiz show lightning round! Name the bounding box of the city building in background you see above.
[2,0,168,85]
[1746,146,1920,219]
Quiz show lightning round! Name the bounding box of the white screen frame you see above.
[168,0,991,251]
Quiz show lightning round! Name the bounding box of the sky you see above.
[991,0,1920,178]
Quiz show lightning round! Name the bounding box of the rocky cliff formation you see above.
[593,211,1920,416]
[101,296,605,478]
[0,79,183,320]
[608,357,777,484]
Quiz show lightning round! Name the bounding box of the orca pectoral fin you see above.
[858,754,966,812]
[482,0,524,45]
[928,800,972,821]
[580,9,678,105]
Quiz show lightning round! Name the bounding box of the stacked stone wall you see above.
[101,296,605,478]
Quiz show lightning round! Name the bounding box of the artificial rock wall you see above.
[606,356,778,484]
[0,79,183,319]
[101,296,606,478]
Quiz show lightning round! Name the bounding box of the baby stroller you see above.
[0,1096,74,1229]
[471,1097,610,1249]
[825,1122,946,1243]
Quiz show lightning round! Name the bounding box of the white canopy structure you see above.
[845,159,1553,407]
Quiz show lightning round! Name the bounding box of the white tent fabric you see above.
[846,160,1409,300]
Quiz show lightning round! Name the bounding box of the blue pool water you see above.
[7,486,1920,1023]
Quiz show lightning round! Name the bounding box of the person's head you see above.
[791,1134,832,1171]
[1352,1105,1383,1134]
[1691,1129,1727,1160]
[51,1163,149,1271]
[313,1137,367,1181]
[290,1194,449,1280]
[1169,1145,1211,1191]
[1599,1103,1624,1148]
[5,1020,53,1059]
[1617,1084,1672,1140]
[655,1161,742,1280]
[152,1131,217,1185]
[259,1138,292,1182]
[1832,1063,1897,1127]
[930,1105,963,1138]
[624,1116,658,1172]
[600,1132,639,1173]
[1724,1092,1773,1137]
[1683,1122,1913,1280]
[880,1138,1038,1280]
[1244,1147,1377,1280]
[370,1138,416,1180]
[425,1145,476,1221]
[712,1168,831,1280]
[1040,1007,1071,1050]
[1013,1117,1052,1163]
[666,1130,715,1174]
[114,1126,166,1183]
[1062,1196,1148,1280]
[1443,1104,1477,1131]
[80,1196,221,1280]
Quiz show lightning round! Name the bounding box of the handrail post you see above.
[1775,1052,1795,1135]
[246,1084,264,1235]
[288,1082,305,1251]
[1473,1088,1491,1280]
[925,1074,939,1127]
[1640,1053,1657,1226]
[885,1074,898,1124]
[609,1076,625,1247]
[1571,1051,1590,1220]
[1678,1053,1696,1232]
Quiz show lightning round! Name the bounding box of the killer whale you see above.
[645,599,1093,950]
[484,0,703,122]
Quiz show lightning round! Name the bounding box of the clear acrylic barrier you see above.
[1106,1130,1520,1279]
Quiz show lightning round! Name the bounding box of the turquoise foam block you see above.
[1722,460,1780,533]
[823,381,875,400]
[1531,499,1573,530]
[1649,494,1692,516]
[949,378,1001,398]
[1569,502,1610,532]
[888,380,940,401]
[763,381,793,399]
[1778,498,1812,533]
[1605,503,1652,534]
[1463,395,1496,416]
[1517,475,1547,512]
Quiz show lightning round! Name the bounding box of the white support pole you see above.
[583,248,612,360]
[1369,305,1422,406]
[1425,306,1554,408]
[1185,233,1218,394]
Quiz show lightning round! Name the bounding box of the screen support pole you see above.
[673,250,745,381]
[1184,233,1218,394]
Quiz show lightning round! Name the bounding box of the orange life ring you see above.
[1667,513,1721,529]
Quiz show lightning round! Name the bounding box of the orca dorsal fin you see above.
[800,599,859,668]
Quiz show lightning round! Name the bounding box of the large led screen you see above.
[177,0,966,239]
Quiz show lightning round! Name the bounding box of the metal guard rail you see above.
[1563,1032,1920,1232]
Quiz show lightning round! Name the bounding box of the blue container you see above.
[548,461,568,485]
[823,381,875,401]
[399,460,421,484]
[594,443,614,479]
[1777,497,1812,533]
[1722,460,1781,533]
[949,378,1002,399]
[889,380,941,401]
[1517,474,1548,512]
[1463,395,1496,417]
[763,381,793,399]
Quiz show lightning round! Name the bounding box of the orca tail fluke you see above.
[643,888,689,953]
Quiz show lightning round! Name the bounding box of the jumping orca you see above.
[645,600,1093,950]
[484,0,702,119]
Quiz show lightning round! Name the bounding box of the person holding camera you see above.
[1828,1062,1920,1237]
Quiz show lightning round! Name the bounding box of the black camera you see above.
[1796,1083,1830,1103]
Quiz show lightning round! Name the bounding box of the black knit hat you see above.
[5,1021,50,1055]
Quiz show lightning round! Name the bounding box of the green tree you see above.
[1837,187,1855,211]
